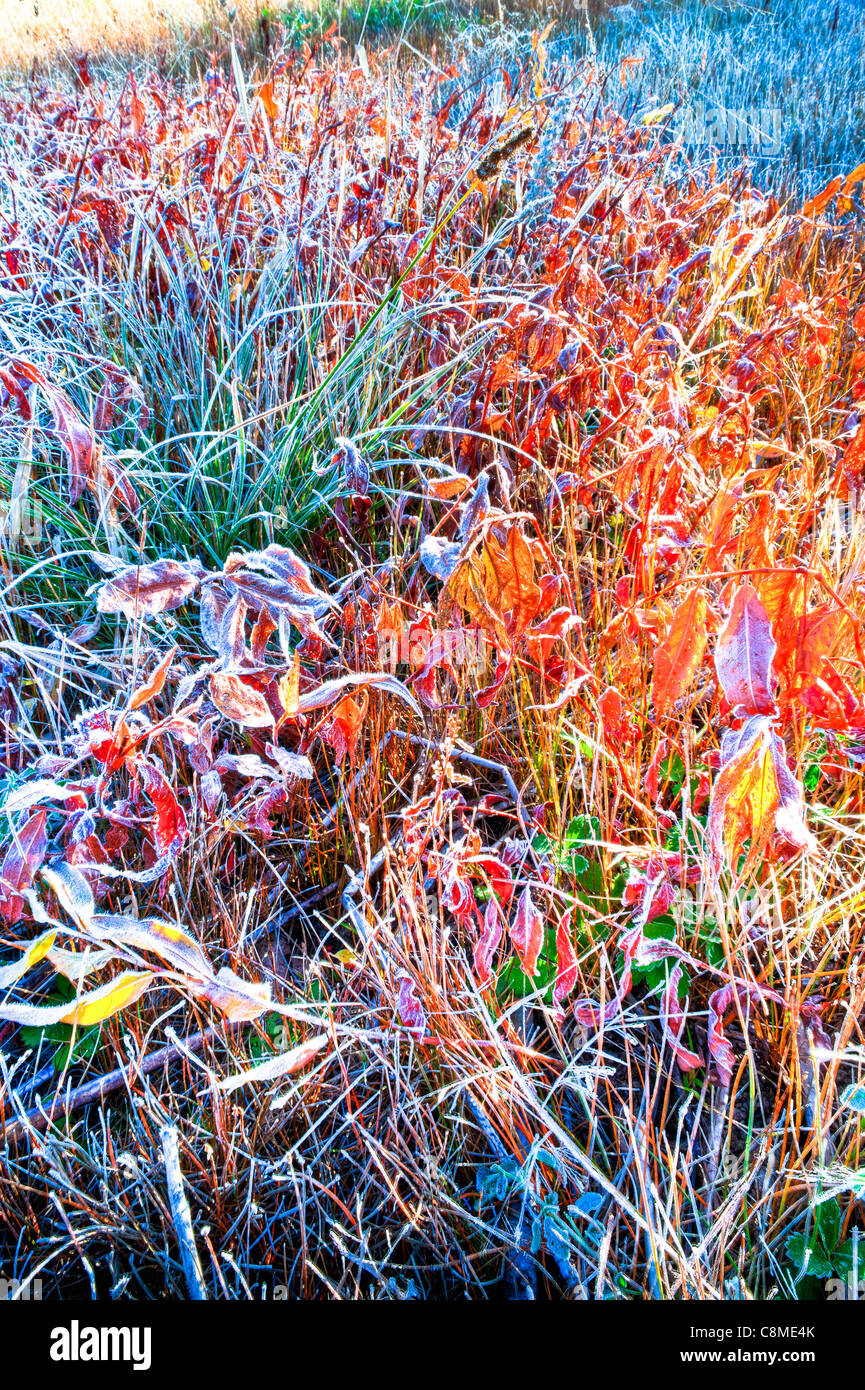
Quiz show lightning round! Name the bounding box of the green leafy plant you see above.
[786,1199,856,1281]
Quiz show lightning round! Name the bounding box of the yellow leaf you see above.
[278,649,300,719]
[642,103,674,126]
[0,929,57,990]
[705,718,817,879]
[65,971,153,1027]
[0,969,154,1028]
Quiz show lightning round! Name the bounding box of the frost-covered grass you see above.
[567,0,865,199]
[0,0,863,1306]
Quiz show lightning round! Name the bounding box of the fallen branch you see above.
[1,1025,226,1143]
[161,1122,208,1300]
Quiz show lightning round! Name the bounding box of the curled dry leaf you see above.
[474,897,503,990]
[510,885,544,979]
[801,175,844,219]
[216,1033,329,1093]
[87,852,177,885]
[256,79,279,120]
[425,472,473,503]
[458,472,490,542]
[265,745,314,781]
[707,981,783,1086]
[296,670,422,718]
[333,437,369,497]
[715,583,777,715]
[96,558,206,620]
[250,605,278,663]
[660,964,702,1071]
[322,691,367,763]
[213,752,275,779]
[0,810,49,923]
[0,357,138,512]
[396,974,427,1038]
[221,544,336,639]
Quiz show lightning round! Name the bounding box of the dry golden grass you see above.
[0,0,270,71]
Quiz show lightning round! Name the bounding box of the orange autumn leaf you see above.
[323,691,368,763]
[801,176,844,218]
[798,660,864,730]
[480,525,543,642]
[757,575,849,701]
[793,606,848,685]
[708,723,780,876]
[427,476,473,502]
[707,717,815,877]
[278,649,301,719]
[128,646,177,712]
[703,481,741,569]
[757,570,808,636]
[257,80,279,120]
[653,591,708,714]
[841,162,865,197]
